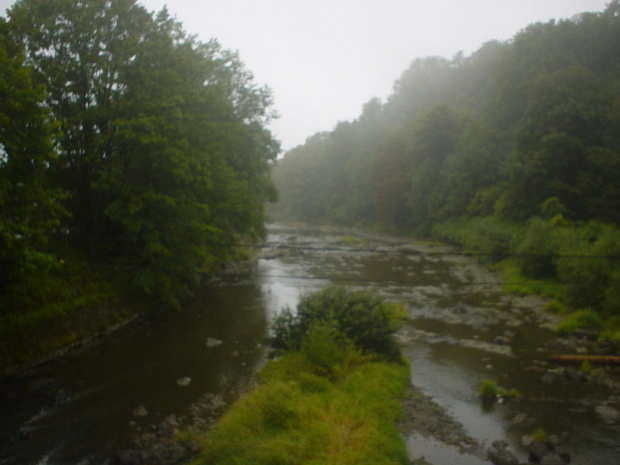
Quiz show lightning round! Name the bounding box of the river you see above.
[1,223,618,464]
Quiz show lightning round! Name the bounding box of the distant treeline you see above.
[0,0,277,365]
[270,2,620,319]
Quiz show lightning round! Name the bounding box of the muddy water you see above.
[1,223,619,464]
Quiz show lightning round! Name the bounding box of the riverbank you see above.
[0,255,255,382]
[433,217,620,346]
[115,371,479,465]
[0,296,148,381]
[112,286,485,465]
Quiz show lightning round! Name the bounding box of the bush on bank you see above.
[190,287,410,465]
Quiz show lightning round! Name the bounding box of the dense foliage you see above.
[271,2,620,320]
[272,286,403,361]
[0,0,277,365]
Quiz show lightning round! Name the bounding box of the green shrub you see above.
[609,331,620,343]
[556,222,620,311]
[272,286,401,360]
[602,269,620,317]
[515,217,557,278]
[494,260,561,298]
[544,300,568,314]
[556,309,602,335]
[432,216,522,262]
[478,379,498,399]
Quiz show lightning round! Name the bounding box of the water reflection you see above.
[0,281,269,464]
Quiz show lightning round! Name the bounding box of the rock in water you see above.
[176,377,192,387]
[595,405,620,424]
[488,440,518,465]
[206,337,223,348]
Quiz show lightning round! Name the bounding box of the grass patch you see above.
[543,299,568,315]
[191,287,410,465]
[556,309,602,336]
[336,236,365,245]
[477,379,520,401]
[492,260,560,298]
[192,341,410,464]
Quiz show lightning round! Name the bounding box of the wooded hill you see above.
[0,0,278,367]
[270,2,620,322]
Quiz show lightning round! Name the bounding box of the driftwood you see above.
[550,355,620,365]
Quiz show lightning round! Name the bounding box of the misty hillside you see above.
[269,1,620,319]
[270,2,620,230]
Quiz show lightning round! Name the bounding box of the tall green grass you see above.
[190,289,411,465]
[192,339,409,465]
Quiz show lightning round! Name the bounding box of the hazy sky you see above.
[0,0,612,151]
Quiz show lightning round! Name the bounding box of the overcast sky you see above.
[0,0,612,151]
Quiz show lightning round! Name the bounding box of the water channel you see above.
[1,223,619,464]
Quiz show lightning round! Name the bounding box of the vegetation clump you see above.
[556,309,602,336]
[272,285,404,361]
[477,379,520,401]
[191,287,410,465]
[478,379,499,400]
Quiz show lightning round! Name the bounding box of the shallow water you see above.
[1,223,618,464]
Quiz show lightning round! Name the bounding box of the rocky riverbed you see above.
[2,224,619,465]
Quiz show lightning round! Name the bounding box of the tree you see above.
[8,0,156,253]
[7,0,279,305]
[500,66,614,220]
[0,19,65,311]
[437,120,503,219]
[406,104,462,232]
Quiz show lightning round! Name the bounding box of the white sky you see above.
[0,0,611,151]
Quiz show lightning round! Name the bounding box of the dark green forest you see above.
[0,0,278,367]
[271,3,620,329]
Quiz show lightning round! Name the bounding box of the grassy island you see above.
[190,286,410,465]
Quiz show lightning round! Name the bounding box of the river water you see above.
[1,223,618,464]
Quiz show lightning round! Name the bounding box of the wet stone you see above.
[595,405,620,424]
[488,440,518,465]
[206,337,223,348]
[528,441,551,463]
[132,405,148,418]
